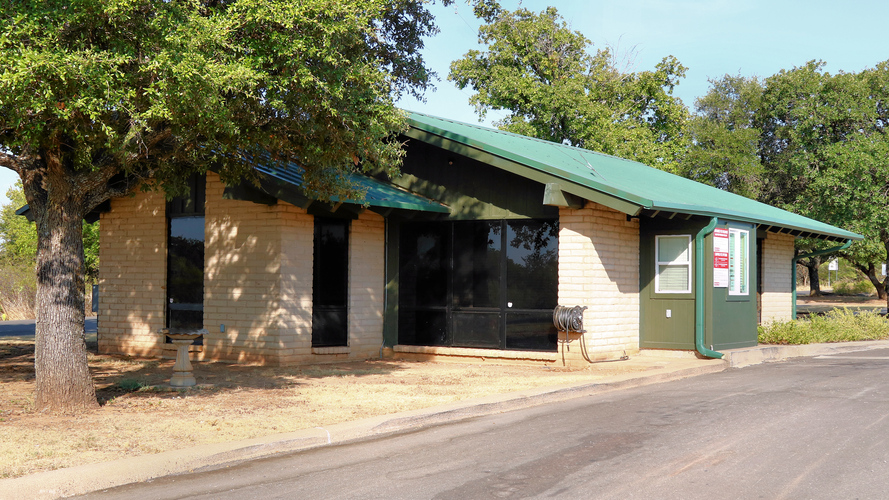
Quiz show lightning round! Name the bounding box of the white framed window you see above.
[728,228,749,295]
[655,235,692,293]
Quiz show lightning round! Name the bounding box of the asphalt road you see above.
[0,317,97,339]
[79,350,889,499]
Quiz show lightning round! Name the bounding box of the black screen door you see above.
[312,218,349,347]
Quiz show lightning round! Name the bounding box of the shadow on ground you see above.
[0,339,413,406]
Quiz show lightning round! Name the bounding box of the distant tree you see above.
[759,61,889,300]
[449,4,688,172]
[686,61,889,300]
[0,0,442,413]
[682,75,764,198]
[0,182,98,281]
[0,182,37,265]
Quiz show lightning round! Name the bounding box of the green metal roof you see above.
[15,160,450,223]
[405,111,861,241]
[253,159,450,213]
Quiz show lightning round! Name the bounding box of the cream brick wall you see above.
[558,202,640,365]
[760,231,795,324]
[203,173,288,364]
[275,204,315,364]
[100,173,386,365]
[98,190,167,357]
[277,208,386,364]
[346,211,386,359]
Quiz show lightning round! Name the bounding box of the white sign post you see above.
[828,259,838,287]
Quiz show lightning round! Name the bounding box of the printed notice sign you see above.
[713,228,729,287]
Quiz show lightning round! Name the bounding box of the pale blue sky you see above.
[2,0,887,207]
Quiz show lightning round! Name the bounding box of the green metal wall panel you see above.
[704,222,759,350]
[392,138,559,220]
[641,217,759,351]
[639,218,706,350]
[641,299,696,349]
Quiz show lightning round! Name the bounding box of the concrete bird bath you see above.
[159,328,207,387]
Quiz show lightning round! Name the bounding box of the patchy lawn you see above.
[0,339,650,479]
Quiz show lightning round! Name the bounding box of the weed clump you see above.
[759,309,889,345]
[116,379,146,392]
[832,280,874,296]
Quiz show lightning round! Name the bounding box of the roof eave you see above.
[647,203,862,241]
[403,124,652,216]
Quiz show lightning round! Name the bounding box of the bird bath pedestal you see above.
[160,328,207,387]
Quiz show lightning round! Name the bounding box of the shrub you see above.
[833,280,874,296]
[759,308,889,345]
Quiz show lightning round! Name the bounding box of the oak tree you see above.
[0,0,441,412]
[449,4,688,172]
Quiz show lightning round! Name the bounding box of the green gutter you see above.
[695,217,723,359]
[792,239,853,318]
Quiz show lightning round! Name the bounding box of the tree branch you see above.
[0,150,24,176]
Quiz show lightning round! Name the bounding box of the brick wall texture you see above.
[99,173,386,365]
[98,189,167,357]
[760,231,795,324]
[558,202,640,365]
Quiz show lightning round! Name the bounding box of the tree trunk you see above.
[32,191,98,413]
[805,258,822,297]
[864,267,887,300]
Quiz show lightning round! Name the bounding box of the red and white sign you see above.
[713,228,729,287]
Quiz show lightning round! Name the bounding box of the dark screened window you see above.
[398,223,449,346]
[399,219,558,351]
[312,218,349,347]
[506,220,558,309]
[453,221,501,308]
[166,176,206,331]
[505,220,558,349]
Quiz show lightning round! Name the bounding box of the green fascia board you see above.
[405,111,862,241]
[13,169,448,224]
[346,174,450,213]
[14,204,33,222]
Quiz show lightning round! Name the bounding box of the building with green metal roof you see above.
[90,111,860,367]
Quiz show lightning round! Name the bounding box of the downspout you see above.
[695,217,723,359]
[791,239,853,319]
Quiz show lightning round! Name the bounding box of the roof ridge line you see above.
[403,110,641,166]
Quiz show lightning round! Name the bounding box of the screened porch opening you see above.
[398,219,558,352]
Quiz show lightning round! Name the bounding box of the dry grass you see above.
[0,340,649,479]
[0,265,37,321]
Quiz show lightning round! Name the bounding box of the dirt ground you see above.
[0,339,654,480]
[796,290,886,313]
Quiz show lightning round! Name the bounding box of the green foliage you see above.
[0,0,446,411]
[82,220,99,284]
[759,309,889,344]
[0,182,36,264]
[832,280,874,296]
[115,379,146,392]
[683,75,764,198]
[0,0,442,201]
[759,62,889,297]
[0,182,99,281]
[448,5,688,172]
[689,60,889,298]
